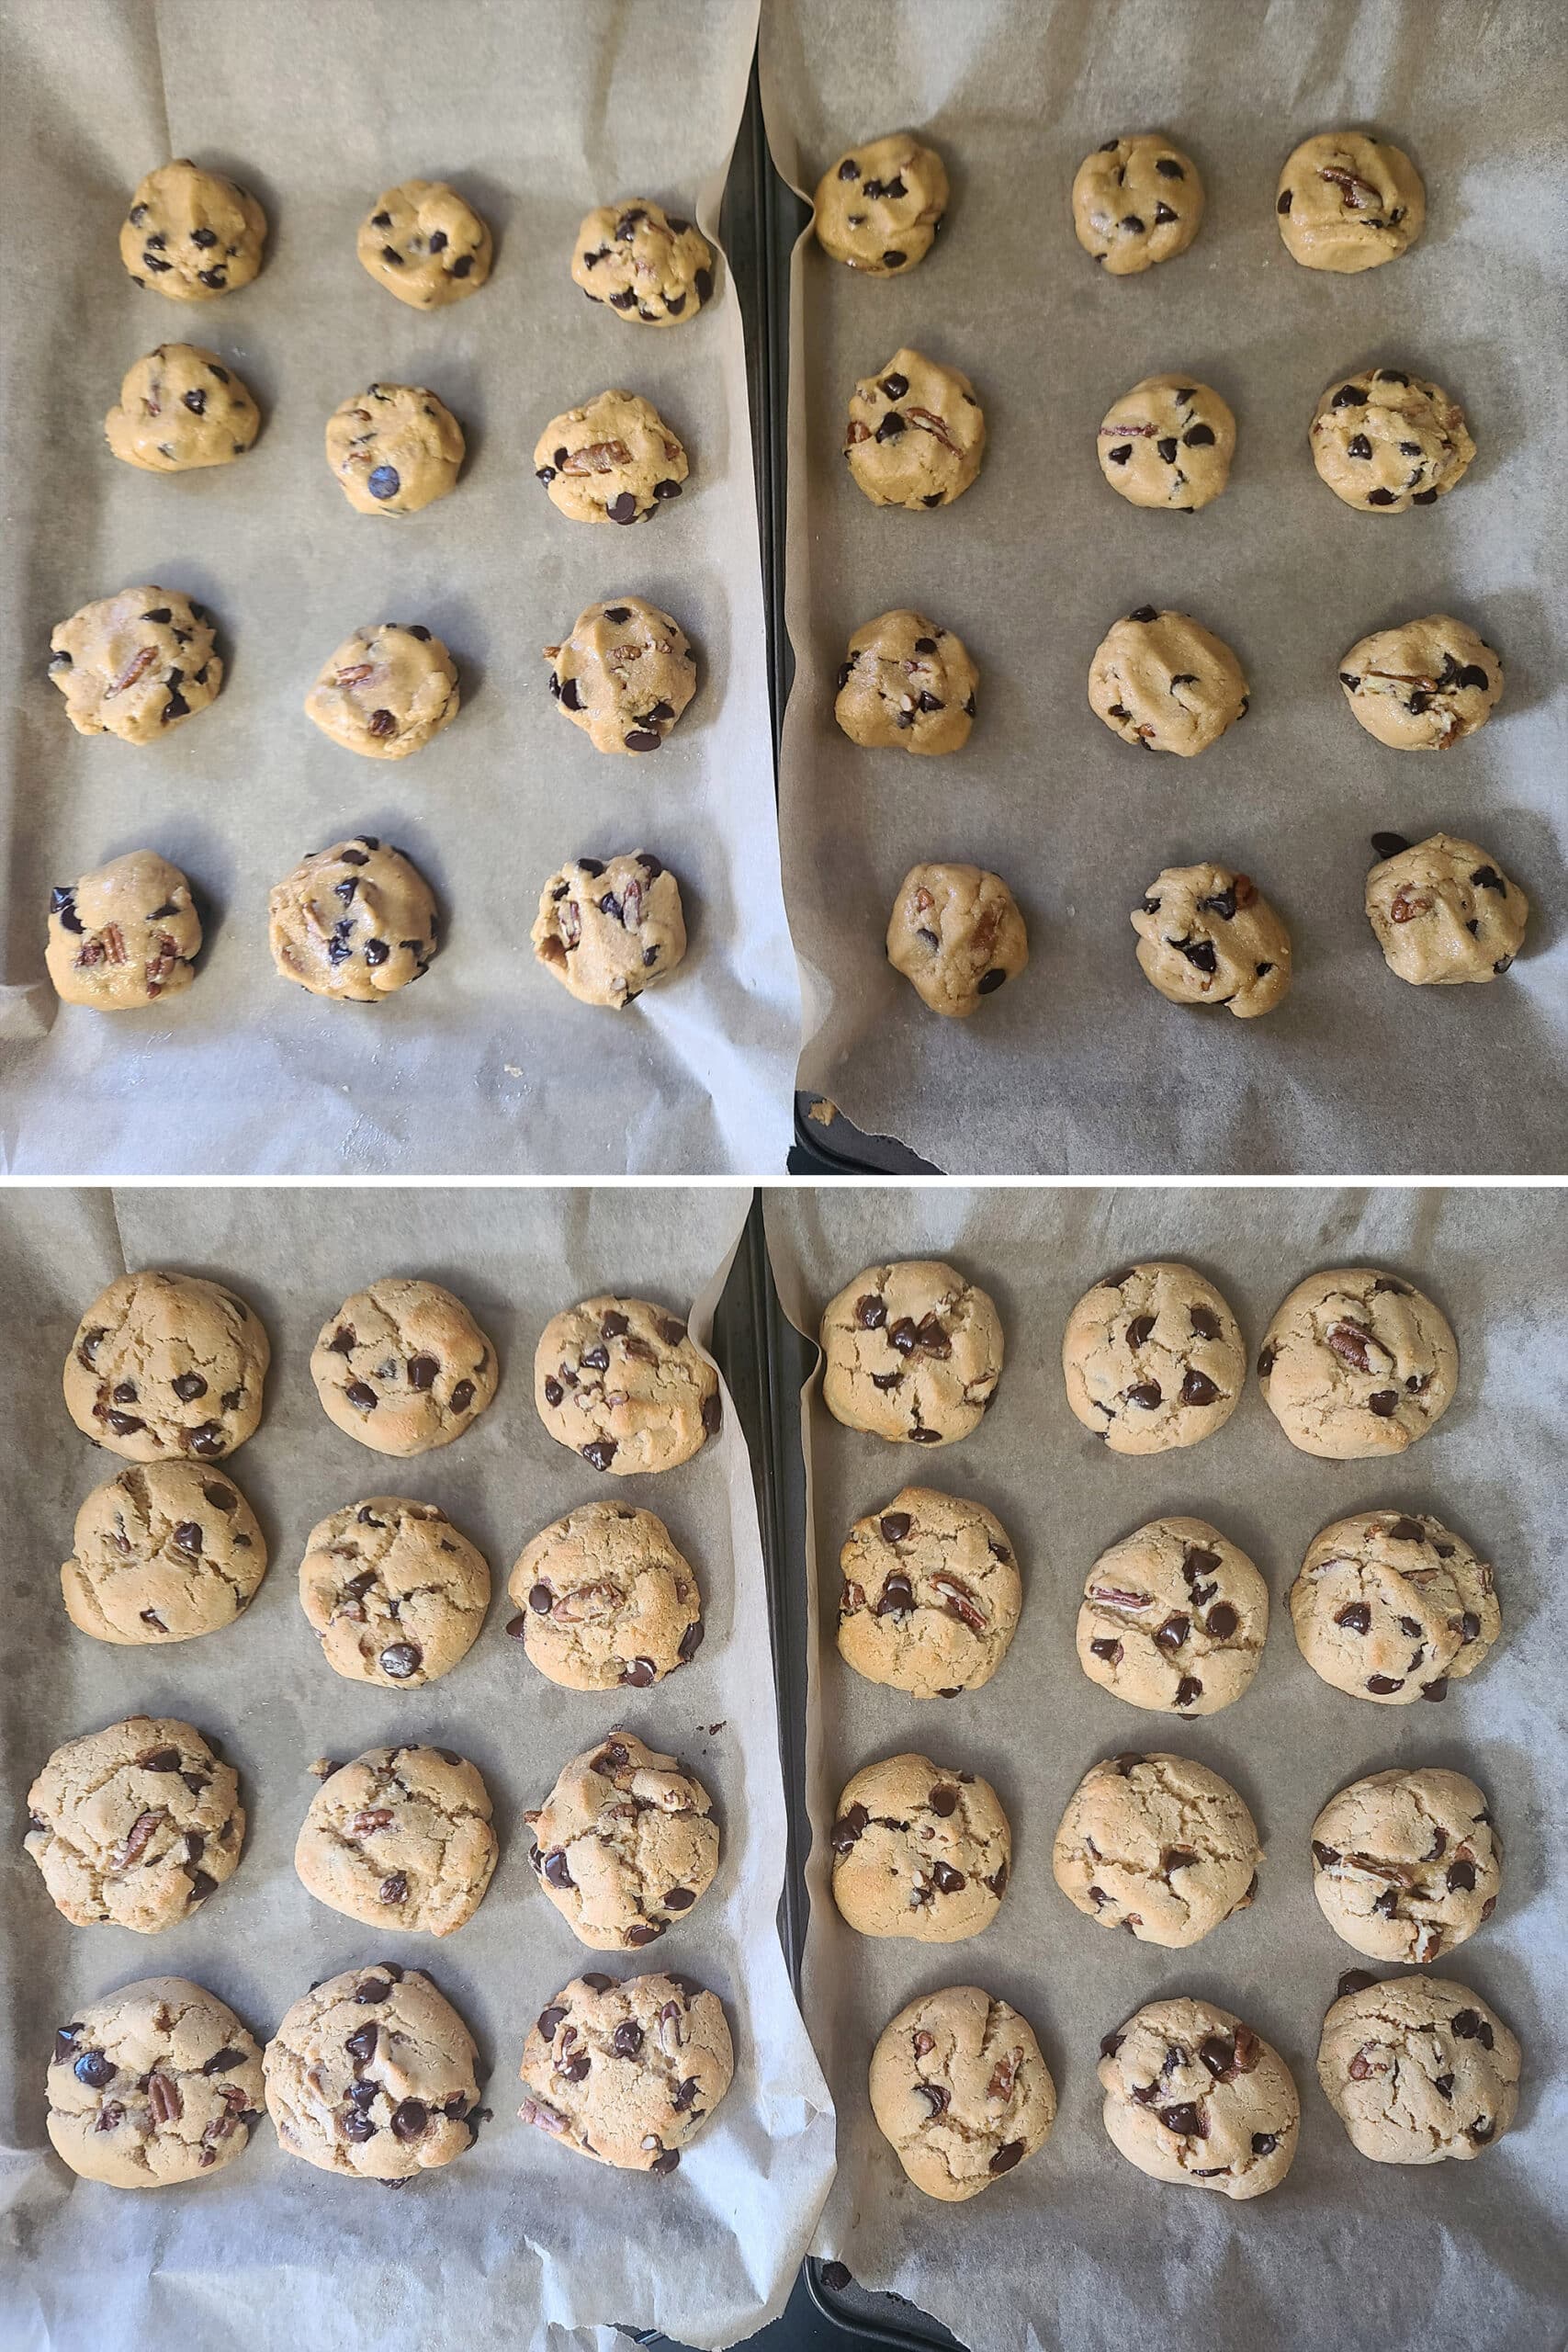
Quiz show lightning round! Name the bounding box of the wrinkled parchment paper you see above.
[761,0,1568,1173]
[0,1186,834,2352]
[765,1184,1568,2352]
[0,0,800,1175]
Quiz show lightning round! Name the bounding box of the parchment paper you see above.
[0,0,800,1175]
[0,1185,834,2352]
[761,0,1568,1173]
[765,1184,1568,2352]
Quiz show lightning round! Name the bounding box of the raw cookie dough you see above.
[835,611,977,753]
[48,1979,265,2186]
[534,390,688,525]
[814,131,949,275]
[304,623,459,759]
[1077,1517,1269,1717]
[525,1731,719,1951]
[62,1460,265,1645]
[1089,607,1248,754]
[1097,375,1235,511]
[1311,368,1473,512]
[869,1984,1055,2201]
[1132,863,1292,1019]
[1317,1975,1519,2163]
[357,180,491,307]
[886,862,1028,1017]
[47,850,201,1010]
[325,384,464,517]
[1258,1270,1458,1457]
[299,1498,491,1688]
[1276,132,1425,272]
[838,1487,1021,1699]
[544,596,695,754]
[1053,1752,1260,1948]
[532,851,687,1009]
[295,1746,498,1936]
[49,586,221,742]
[1072,136,1203,275]
[63,1269,268,1463]
[533,1295,719,1474]
[1062,1261,1245,1453]
[508,1503,703,1691]
[846,348,986,509]
[1311,1767,1501,1963]
[1289,1508,1498,1705]
[1365,832,1528,984]
[519,1971,733,2172]
[26,1715,243,1932]
[268,836,439,1003]
[265,1964,482,2178]
[1338,615,1502,751]
[820,1260,1003,1446]
[119,160,266,300]
[1098,1998,1298,2199]
[106,345,260,470]
[830,1754,1010,1942]
[310,1278,497,1455]
[571,198,714,325]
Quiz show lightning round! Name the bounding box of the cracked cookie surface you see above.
[836,611,977,754]
[1133,864,1292,1018]
[1276,132,1425,273]
[27,1715,243,1933]
[49,1976,264,2186]
[525,1731,718,1951]
[50,585,221,743]
[106,343,259,470]
[1098,374,1234,510]
[509,1502,702,1690]
[295,1745,497,1936]
[304,623,459,760]
[1053,1752,1260,1948]
[1338,615,1501,751]
[1063,1262,1244,1452]
[265,1963,481,2178]
[519,1969,733,2171]
[64,1268,268,1463]
[47,849,202,1011]
[1089,607,1247,754]
[1317,1975,1518,2163]
[268,835,438,1002]
[1311,1766,1501,1962]
[534,1295,719,1474]
[846,348,985,510]
[821,1260,1003,1444]
[299,1497,491,1687]
[534,390,688,525]
[1290,1509,1497,1704]
[119,160,266,300]
[62,1460,265,1645]
[357,179,491,308]
[1077,1516,1269,1717]
[1311,368,1472,512]
[1099,1996,1298,2198]
[1366,831,1527,983]
[1073,135,1203,274]
[1259,1269,1457,1457]
[838,1487,1021,1698]
[887,863,1028,1017]
[571,198,714,326]
[325,384,464,517]
[310,1278,497,1455]
[532,851,687,1008]
[830,1753,1010,1942]
[870,1984,1055,2201]
[544,595,696,753]
[814,131,949,276]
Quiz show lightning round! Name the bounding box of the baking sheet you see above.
[0,1185,835,2352]
[764,1184,1568,2352]
[761,0,1568,1174]
[0,0,800,1175]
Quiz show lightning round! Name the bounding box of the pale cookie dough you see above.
[268,836,438,1002]
[310,1278,497,1455]
[508,1503,703,1691]
[846,348,986,509]
[571,198,714,325]
[1063,1262,1244,1453]
[299,1498,491,1688]
[106,345,260,470]
[1089,607,1248,754]
[830,1754,1010,1942]
[545,595,696,753]
[295,1746,498,1937]
[1318,1975,1518,2163]
[534,390,688,525]
[1276,132,1425,273]
[814,131,949,275]
[1338,615,1501,751]
[534,1296,719,1475]
[870,1985,1055,2201]
[532,852,687,1009]
[62,1460,265,1645]
[525,1731,719,1951]
[1258,1270,1458,1457]
[1366,832,1528,985]
[1098,1998,1298,2199]
[1311,1767,1501,1963]
[26,1716,243,1933]
[1098,375,1235,511]
[1072,136,1204,275]
[358,179,491,307]
[50,586,221,742]
[304,623,458,759]
[64,1269,269,1463]
[821,1260,1003,1446]
[1289,1509,1498,1705]
[836,611,977,753]
[519,1971,733,2172]
[47,850,201,1011]
[1132,864,1292,1019]
[119,160,266,300]
[1311,368,1473,512]
[48,1980,264,2186]
[1053,1752,1260,1949]
[838,1487,1021,1699]
[325,384,464,517]
[1077,1517,1269,1717]
[886,863,1028,1017]
[265,1964,482,2178]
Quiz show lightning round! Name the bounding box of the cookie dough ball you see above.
[268,836,438,1003]
[821,1261,1003,1446]
[1098,375,1235,512]
[304,623,458,760]
[310,1278,497,1455]
[1311,368,1473,512]
[64,1269,268,1463]
[846,347,986,509]
[49,586,221,743]
[1311,1768,1501,1964]
[358,179,491,308]
[1366,832,1528,984]
[1077,1517,1269,1717]
[1089,607,1248,754]
[295,1747,498,1937]
[105,345,259,471]
[1276,132,1425,273]
[887,862,1028,1017]
[1338,615,1501,751]
[532,851,687,1009]
[571,198,713,325]
[838,1487,1021,1698]
[544,596,695,755]
[325,384,464,518]
[62,1461,265,1645]
[534,1296,719,1474]
[1073,135,1203,275]
[48,1980,264,2186]
[1132,864,1291,1019]
[1098,1999,1298,2199]
[836,611,977,753]
[26,1716,243,1932]
[119,160,266,300]
[299,1498,491,1689]
[1063,1262,1244,1453]
[519,1972,733,2172]
[870,1986,1055,2201]
[265,1965,481,2179]
[525,1732,718,1951]
[830,1754,1010,1941]
[1290,1509,1498,1705]
[1318,1975,1518,2163]
[508,1503,703,1691]
[1054,1753,1260,1948]
[46,850,201,1011]
[534,390,688,525]
[1258,1270,1458,1457]
[814,131,949,275]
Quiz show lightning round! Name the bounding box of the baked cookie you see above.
[571,198,713,325]
[1098,1998,1298,2198]
[545,596,696,754]
[268,836,438,1003]
[106,345,260,471]
[525,1731,719,1951]
[830,1754,1010,1941]
[1318,1975,1518,2163]
[119,160,266,300]
[886,863,1028,1016]
[48,1979,264,2186]
[869,1985,1055,2201]
[64,1269,268,1463]
[534,1296,719,1475]
[838,1487,1021,1698]
[357,180,491,307]
[299,1498,491,1688]
[846,348,986,509]
[295,1746,498,1936]
[304,623,458,760]
[1366,832,1528,983]
[26,1716,243,1932]
[325,385,464,517]
[1072,136,1203,275]
[1311,369,1473,512]
[265,1964,482,2178]
[1063,1262,1244,1453]
[532,852,687,1009]
[1132,864,1292,1019]
[1089,607,1248,754]
[62,1460,265,1645]
[50,586,221,743]
[821,1261,1003,1445]
[519,1971,733,2171]
[508,1503,703,1690]
[1276,132,1425,272]
[1053,1753,1260,1949]
[47,850,201,1011]
[814,131,949,275]
[534,390,688,525]
[1338,616,1501,751]
[836,612,977,753]
[310,1278,497,1455]
[1311,1767,1501,1963]
[1258,1270,1458,1457]
[1098,376,1235,511]
[1289,1508,1498,1704]
[1077,1517,1269,1717]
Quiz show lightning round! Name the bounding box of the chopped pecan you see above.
[106,647,158,698]
[562,439,633,474]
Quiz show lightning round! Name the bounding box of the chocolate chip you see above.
[831,1804,870,1854]
[988,2140,1025,2175]
[931,1862,966,1894]
[1089,1636,1122,1664]
[390,2099,428,2141]
[1154,1613,1190,1653]
[582,1439,618,1472]
[619,1656,657,1688]
[1205,1602,1239,1638]
[1179,1369,1219,1407]
[406,1354,438,1390]
[379,1642,421,1679]
[542,1849,573,1890]
[1367,1674,1404,1694]
[613,2022,644,2057]
[1125,1381,1162,1410]
[1277,188,1293,213]
[1175,1676,1202,1707]
[379,1872,409,1905]
[73,2050,116,2089]
[1183,424,1215,447]
[874,412,906,443]
[1127,605,1157,624]
[367,466,400,502]
[677,1620,705,1664]
[1158,2103,1204,2138]
[1368,1390,1399,1417]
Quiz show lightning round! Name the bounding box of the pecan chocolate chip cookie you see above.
[1077,1517,1269,1717]
[119,160,266,300]
[1311,1767,1501,1963]
[508,1503,703,1691]
[265,1965,482,2178]
[830,1753,1010,1942]
[1317,1975,1518,2163]
[46,850,201,1011]
[846,348,986,508]
[1311,368,1473,512]
[519,1971,734,2171]
[1338,615,1501,751]
[325,385,465,517]
[268,836,438,1003]
[544,595,696,753]
[1072,135,1203,274]
[299,1498,491,1688]
[295,1746,498,1936]
[525,1732,719,1951]
[821,1261,1003,1445]
[1063,1262,1244,1452]
[1276,131,1425,272]
[1099,1998,1298,2198]
[310,1278,497,1455]
[1098,375,1235,511]
[357,179,491,307]
[106,344,260,470]
[1289,1509,1498,1705]
[886,863,1028,1016]
[1053,1753,1260,1949]
[63,1269,268,1463]
[26,1716,243,1933]
[814,131,949,275]
[62,1460,265,1645]
[48,1979,265,2186]
[572,198,714,325]
[1366,832,1528,984]
[1258,1270,1458,1457]
[1089,607,1248,754]
[1132,865,1292,1018]
[870,1985,1055,2201]
[50,585,221,742]
[533,1296,719,1475]
[838,1487,1021,1698]
[304,623,459,759]
[835,611,977,753]
[532,852,687,1009]
[534,390,688,525]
